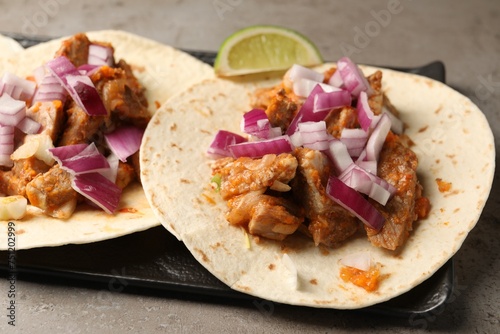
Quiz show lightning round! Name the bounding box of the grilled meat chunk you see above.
[25,165,78,219]
[54,33,91,67]
[58,63,150,146]
[226,190,304,241]
[365,132,423,250]
[116,59,148,107]
[325,106,358,138]
[367,70,383,116]
[0,157,51,196]
[26,101,65,142]
[57,101,109,146]
[292,148,359,247]
[91,65,150,128]
[212,153,298,200]
[264,88,300,133]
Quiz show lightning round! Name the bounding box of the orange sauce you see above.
[436,178,452,192]
[118,207,138,213]
[340,265,380,292]
[415,196,431,219]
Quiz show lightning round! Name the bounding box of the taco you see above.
[0,30,214,250]
[140,60,495,308]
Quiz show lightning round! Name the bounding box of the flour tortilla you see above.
[140,64,495,309]
[0,30,214,250]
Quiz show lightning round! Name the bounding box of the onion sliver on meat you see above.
[45,56,107,116]
[104,125,144,162]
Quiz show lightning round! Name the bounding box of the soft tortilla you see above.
[140,64,495,309]
[0,30,214,250]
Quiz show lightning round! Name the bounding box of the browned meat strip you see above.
[292,148,359,247]
[367,70,383,115]
[54,33,91,67]
[91,65,150,128]
[25,165,78,219]
[264,88,299,133]
[226,190,304,241]
[325,106,358,138]
[212,153,298,200]
[116,59,148,107]
[57,101,110,146]
[26,100,65,142]
[0,157,51,196]
[365,132,422,250]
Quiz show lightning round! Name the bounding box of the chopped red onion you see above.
[104,125,144,162]
[364,113,391,162]
[325,138,353,174]
[207,130,247,159]
[45,56,107,116]
[326,175,385,231]
[292,121,331,151]
[0,125,14,167]
[240,109,272,139]
[0,141,14,155]
[49,143,110,175]
[77,64,100,76]
[72,172,122,214]
[88,44,114,67]
[0,93,26,126]
[339,163,395,205]
[65,74,107,116]
[336,57,372,97]
[313,90,352,113]
[228,135,294,158]
[356,91,374,131]
[33,73,67,103]
[0,72,36,102]
[340,128,369,158]
[16,116,41,134]
[33,66,46,84]
[355,159,377,175]
[328,69,344,88]
[286,84,326,135]
[293,78,340,97]
[286,64,323,84]
[100,153,120,183]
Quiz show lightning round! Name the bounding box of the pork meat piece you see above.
[25,165,78,219]
[365,132,422,250]
[292,148,359,247]
[226,190,304,241]
[325,106,358,138]
[367,70,383,116]
[54,33,91,67]
[212,153,298,200]
[264,88,299,133]
[115,59,148,107]
[26,100,65,142]
[57,101,110,146]
[0,157,51,197]
[91,65,150,128]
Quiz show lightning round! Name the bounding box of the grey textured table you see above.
[0,0,499,333]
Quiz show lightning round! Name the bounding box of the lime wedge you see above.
[214,25,323,77]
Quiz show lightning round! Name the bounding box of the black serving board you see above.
[0,33,452,316]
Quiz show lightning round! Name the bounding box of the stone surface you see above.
[0,0,499,333]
